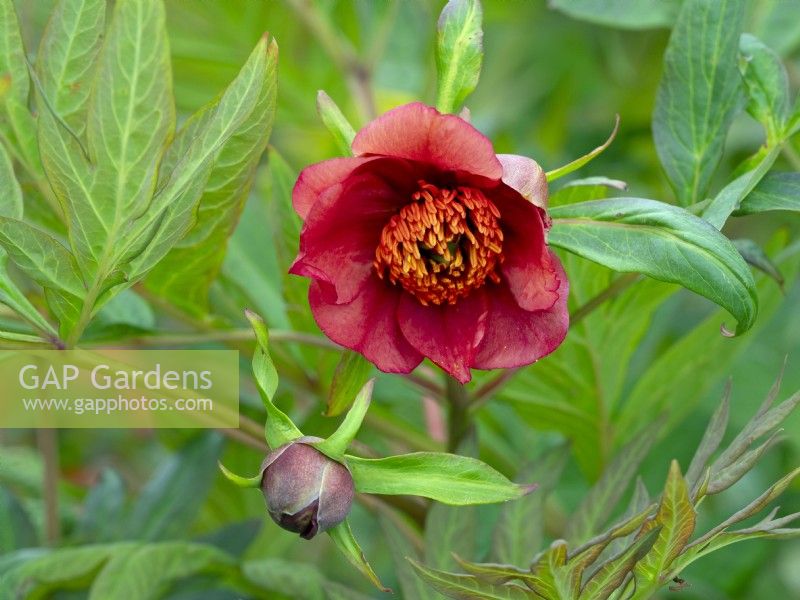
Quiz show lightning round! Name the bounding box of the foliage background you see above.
[2,0,799,598]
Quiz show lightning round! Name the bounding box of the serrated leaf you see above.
[653,0,746,205]
[739,33,791,141]
[548,198,757,335]
[326,350,374,417]
[732,239,784,289]
[316,90,355,156]
[492,443,569,565]
[410,560,531,600]
[566,419,662,544]
[707,430,781,495]
[454,557,536,587]
[347,451,531,505]
[124,434,222,541]
[327,520,388,592]
[145,34,277,315]
[36,0,105,138]
[634,461,696,585]
[737,171,800,214]
[529,540,571,599]
[435,0,483,114]
[579,527,661,600]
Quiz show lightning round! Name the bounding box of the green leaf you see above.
[701,144,781,229]
[0,0,29,107]
[410,560,531,600]
[347,451,532,505]
[315,379,373,459]
[119,35,277,286]
[0,218,84,296]
[87,0,174,235]
[327,520,388,592]
[733,239,784,289]
[88,542,235,600]
[545,115,619,182]
[145,34,278,315]
[316,90,356,156]
[0,543,136,598]
[549,176,627,207]
[36,0,105,138]
[245,308,303,448]
[634,461,696,585]
[244,558,327,600]
[326,350,374,417]
[549,0,681,30]
[653,0,746,205]
[578,527,661,600]
[435,0,483,114]
[379,516,438,600]
[566,419,662,544]
[685,382,730,491]
[425,459,477,572]
[737,171,800,214]
[739,33,791,141]
[124,434,223,541]
[75,468,126,543]
[492,443,569,565]
[0,140,22,219]
[548,198,757,335]
[0,487,37,552]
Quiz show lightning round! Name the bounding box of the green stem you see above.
[445,375,473,452]
[37,429,60,544]
[81,328,339,349]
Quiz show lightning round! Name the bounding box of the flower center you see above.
[374,181,504,306]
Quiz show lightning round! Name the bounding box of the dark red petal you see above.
[309,277,423,374]
[473,253,569,370]
[292,156,379,219]
[496,154,548,210]
[352,102,503,181]
[397,291,489,384]
[290,165,410,304]
[492,185,560,312]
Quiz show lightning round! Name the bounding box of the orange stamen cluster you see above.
[374,181,504,306]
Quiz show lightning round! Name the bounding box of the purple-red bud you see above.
[260,438,354,539]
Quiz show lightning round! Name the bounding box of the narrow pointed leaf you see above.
[549,198,758,335]
[327,520,388,592]
[732,239,784,289]
[435,0,483,114]
[739,33,791,140]
[545,115,619,182]
[326,350,374,417]
[316,90,355,156]
[685,382,731,490]
[347,452,532,505]
[410,560,530,600]
[635,461,696,584]
[579,527,661,600]
[245,309,302,448]
[737,172,800,214]
[653,0,746,205]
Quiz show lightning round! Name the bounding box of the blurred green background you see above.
[3,1,800,598]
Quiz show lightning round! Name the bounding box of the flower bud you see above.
[260,437,354,539]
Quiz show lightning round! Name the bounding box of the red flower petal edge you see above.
[291,102,569,383]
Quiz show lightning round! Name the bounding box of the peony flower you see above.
[290,102,569,383]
